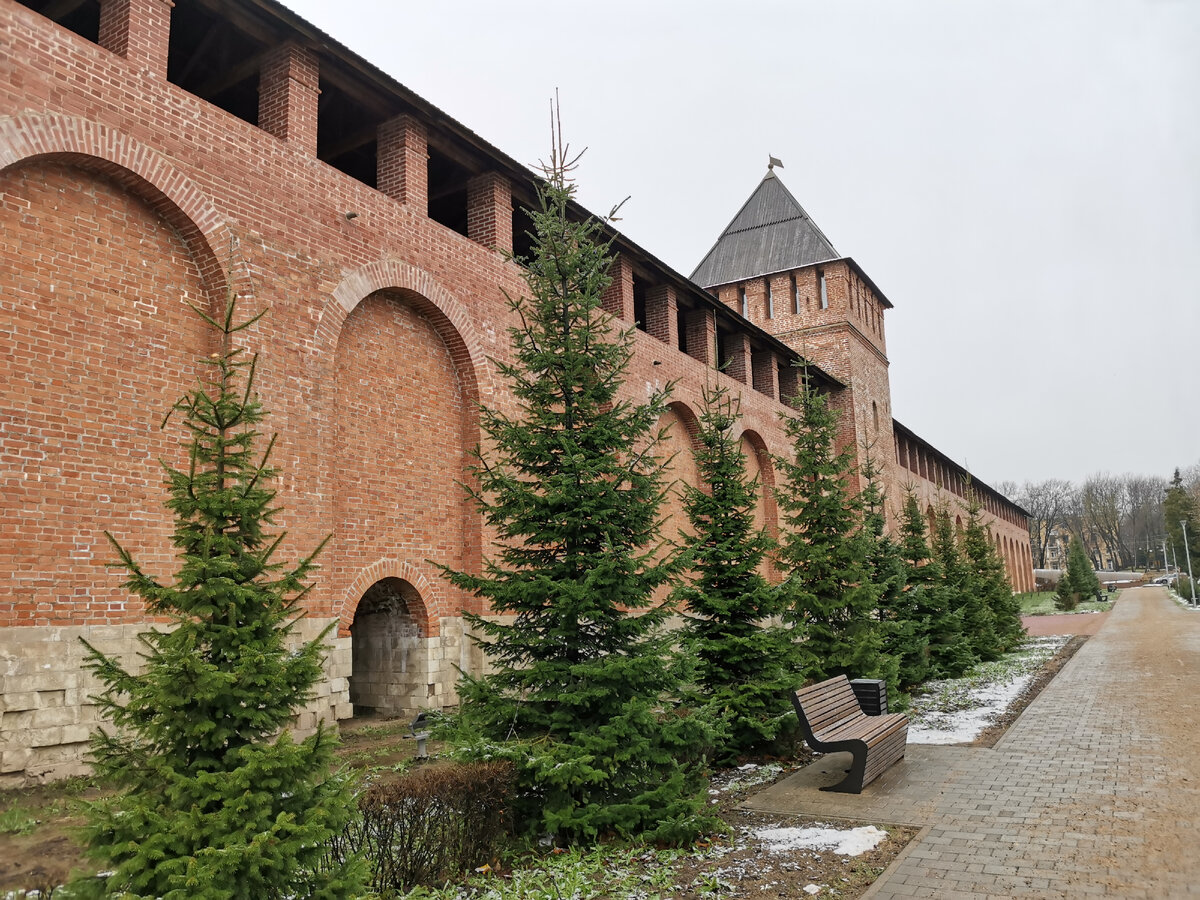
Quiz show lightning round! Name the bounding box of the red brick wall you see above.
[0,161,209,627]
[0,1,1033,643]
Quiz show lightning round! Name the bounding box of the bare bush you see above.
[325,760,515,893]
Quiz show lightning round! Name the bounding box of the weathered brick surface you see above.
[0,0,1034,779]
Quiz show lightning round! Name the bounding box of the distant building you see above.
[0,0,1032,784]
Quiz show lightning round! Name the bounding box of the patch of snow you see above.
[908,675,1030,744]
[908,635,1069,744]
[711,762,785,793]
[752,823,888,856]
[804,885,824,895]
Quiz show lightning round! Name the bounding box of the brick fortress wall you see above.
[0,0,1033,784]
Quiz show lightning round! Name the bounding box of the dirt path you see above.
[1022,610,1109,635]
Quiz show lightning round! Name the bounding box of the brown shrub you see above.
[326,760,516,892]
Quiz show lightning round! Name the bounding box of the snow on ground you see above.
[907,635,1069,745]
[710,762,786,795]
[752,823,888,856]
[1169,589,1200,610]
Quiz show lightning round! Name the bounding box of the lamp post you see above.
[1183,521,1197,607]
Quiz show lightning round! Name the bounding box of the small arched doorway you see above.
[349,577,426,717]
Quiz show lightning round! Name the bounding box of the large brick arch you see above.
[338,559,446,638]
[736,427,778,536]
[323,261,494,631]
[657,401,702,556]
[0,113,241,304]
[321,259,495,406]
[0,137,235,627]
[664,400,702,453]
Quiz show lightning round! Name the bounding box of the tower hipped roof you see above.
[691,170,840,288]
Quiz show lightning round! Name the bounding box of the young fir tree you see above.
[675,384,793,762]
[439,120,713,845]
[73,299,365,900]
[897,492,972,681]
[773,385,885,685]
[857,450,904,703]
[930,506,991,672]
[962,491,1025,652]
[1054,568,1078,611]
[1064,534,1102,601]
[934,504,1002,662]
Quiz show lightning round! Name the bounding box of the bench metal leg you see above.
[821,751,867,794]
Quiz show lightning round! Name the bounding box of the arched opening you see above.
[740,429,778,580]
[333,288,474,617]
[349,577,428,717]
[651,402,701,608]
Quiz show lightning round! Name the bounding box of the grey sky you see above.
[283,0,1200,488]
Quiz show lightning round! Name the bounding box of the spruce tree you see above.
[857,451,904,702]
[962,491,1025,652]
[774,386,885,685]
[1054,570,1078,611]
[930,506,989,673]
[1164,468,1199,574]
[675,384,793,762]
[73,299,365,900]
[1064,534,1101,601]
[438,120,712,844]
[897,492,972,680]
[933,504,1001,661]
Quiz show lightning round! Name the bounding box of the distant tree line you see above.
[998,467,1200,573]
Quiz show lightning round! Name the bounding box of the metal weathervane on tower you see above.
[768,155,784,170]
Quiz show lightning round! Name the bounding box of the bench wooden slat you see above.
[789,674,909,794]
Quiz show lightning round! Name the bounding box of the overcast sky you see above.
[283,0,1199,488]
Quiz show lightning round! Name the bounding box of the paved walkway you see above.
[746,587,1200,898]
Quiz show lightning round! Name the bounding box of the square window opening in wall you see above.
[167,1,267,128]
[317,76,382,189]
[632,277,648,332]
[22,0,100,44]
[716,330,730,373]
[427,146,472,238]
[512,201,537,265]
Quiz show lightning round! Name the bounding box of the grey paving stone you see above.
[746,588,1200,897]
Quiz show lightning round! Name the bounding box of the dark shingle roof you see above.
[690,171,840,288]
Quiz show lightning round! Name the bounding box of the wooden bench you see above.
[790,675,909,794]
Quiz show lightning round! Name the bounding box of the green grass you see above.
[1016,591,1115,616]
[0,805,38,836]
[401,844,691,900]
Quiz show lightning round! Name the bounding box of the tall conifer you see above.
[1064,534,1102,601]
[74,299,365,899]
[857,454,905,701]
[932,505,1000,661]
[962,491,1024,652]
[774,387,884,684]
[920,504,977,678]
[675,385,792,762]
[439,115,712,844]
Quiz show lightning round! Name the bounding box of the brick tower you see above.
[691,167,897,496]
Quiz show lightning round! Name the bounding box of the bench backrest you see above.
[793,675,863,733]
